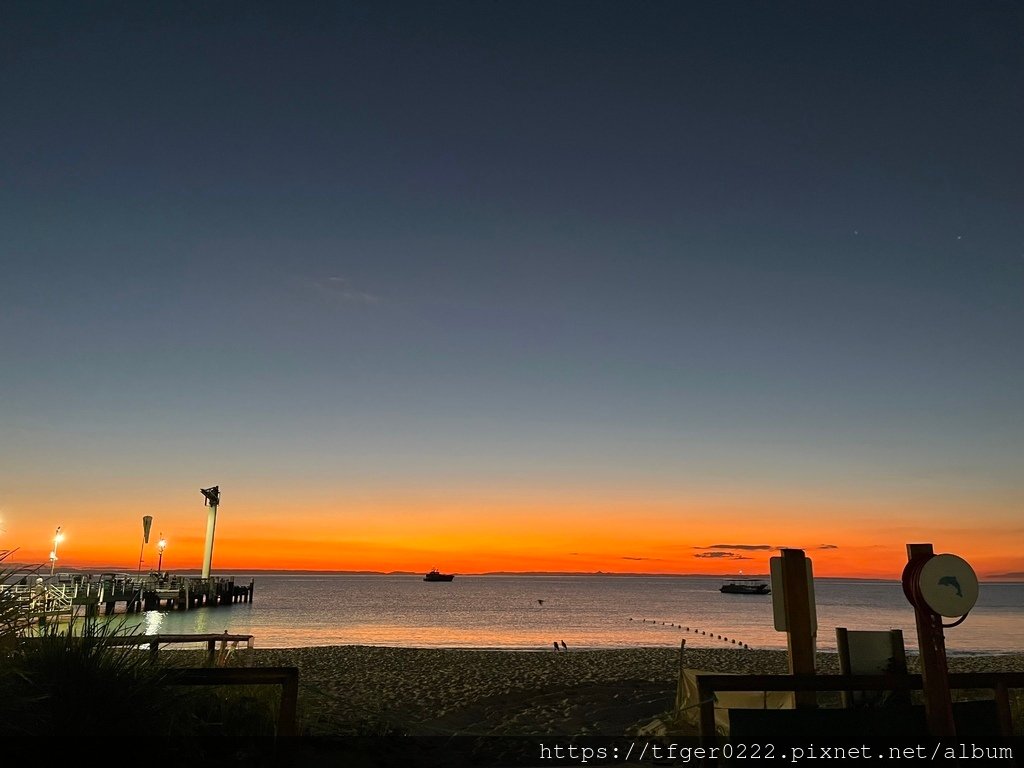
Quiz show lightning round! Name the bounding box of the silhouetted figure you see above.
[30,578,45,610]
[553,641,559,652]
[537,599,544,605]
[560,640,567,651]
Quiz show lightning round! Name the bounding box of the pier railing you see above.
[2,582,75,619]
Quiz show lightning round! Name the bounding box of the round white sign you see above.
[917,554,979,618]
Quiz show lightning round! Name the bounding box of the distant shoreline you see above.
[13,567,1023,583]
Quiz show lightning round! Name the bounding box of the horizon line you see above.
[8,564,1023,582]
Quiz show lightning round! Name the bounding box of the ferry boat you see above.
[720,577,770,595]
[423,568,455,582]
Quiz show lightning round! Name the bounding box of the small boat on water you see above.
[720,577,770,595]
[423,568,455,582]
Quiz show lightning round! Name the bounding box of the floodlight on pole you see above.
[49,526,63,576]
[157,534,167,573]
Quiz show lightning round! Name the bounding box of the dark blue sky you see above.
[1,3,1022,537]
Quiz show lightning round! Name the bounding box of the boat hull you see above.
[720,583,770,594]
[423,573,455,582]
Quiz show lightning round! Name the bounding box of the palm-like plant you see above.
[0,549,182,742]
[0,549,279,762]
[0,549,35,650]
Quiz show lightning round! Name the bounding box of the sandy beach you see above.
[235,645,1024,745]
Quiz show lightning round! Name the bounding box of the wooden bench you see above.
[166,665,299,740]
[697,671,1024,764]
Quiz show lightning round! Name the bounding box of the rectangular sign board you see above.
[770,555,817,634]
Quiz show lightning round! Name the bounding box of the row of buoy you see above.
[630,617,753,649]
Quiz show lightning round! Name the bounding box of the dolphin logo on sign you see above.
[915,554,978,618]
[938,575,963,598]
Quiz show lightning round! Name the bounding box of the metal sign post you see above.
[901,543,979,741]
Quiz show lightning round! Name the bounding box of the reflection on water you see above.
[142,610,163,635]
[95,576,1024,652]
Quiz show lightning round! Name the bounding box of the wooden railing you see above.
[166,666,299,740]
[104,632,256,664]
[2,583,75,617]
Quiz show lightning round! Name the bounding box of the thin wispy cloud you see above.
[694,543,840,552]
[310,276,380,305]
[694,552,752,560]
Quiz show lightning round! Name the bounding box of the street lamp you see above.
[49,526,64,576]
[157,534,167,573]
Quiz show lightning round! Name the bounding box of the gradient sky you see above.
[2,2,1022,578]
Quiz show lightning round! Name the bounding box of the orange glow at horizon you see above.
[3,489,1022,580]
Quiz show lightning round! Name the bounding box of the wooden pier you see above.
[86,574,255,615]
[5,573,255,621]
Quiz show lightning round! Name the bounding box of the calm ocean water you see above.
[104,575,1024,654]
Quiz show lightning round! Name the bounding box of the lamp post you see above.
[157,535,167,574]
[49,526,63,576]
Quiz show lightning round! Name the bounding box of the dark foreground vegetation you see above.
[0,551,278,767]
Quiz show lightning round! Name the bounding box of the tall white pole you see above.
[200,486,220,579]
[202,504,217,578]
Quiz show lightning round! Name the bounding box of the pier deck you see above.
[3,573,255,621]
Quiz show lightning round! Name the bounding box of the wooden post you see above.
[835,627,853,708]
[674,639,686,718]
[278,668,299,741]
[906,543,956,740]
[697,675,717,750]
[781,548,816,708]
[993,681,1013,741]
